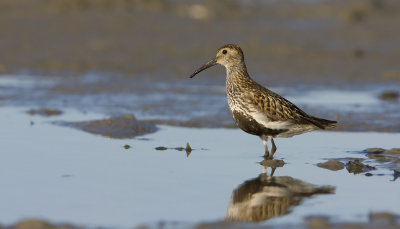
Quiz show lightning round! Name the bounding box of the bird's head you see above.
[190,44,245,78]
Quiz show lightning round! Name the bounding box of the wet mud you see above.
[57,114,157,139]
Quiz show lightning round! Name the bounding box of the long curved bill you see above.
[189,59,217,78]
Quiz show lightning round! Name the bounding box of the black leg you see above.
[270,138,277,159]
[270,167,277,177]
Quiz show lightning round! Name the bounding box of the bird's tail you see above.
[305,116,337,129]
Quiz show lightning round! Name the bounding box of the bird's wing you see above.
[248,90,307,121]
[244,89,325,129]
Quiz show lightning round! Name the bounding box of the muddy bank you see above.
[1,0,400,85]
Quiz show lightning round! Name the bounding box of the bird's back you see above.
[227,77,336,137]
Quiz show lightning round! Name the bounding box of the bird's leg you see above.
[270,167,277,177]
[270,138,277,159]
[261,136,270,159]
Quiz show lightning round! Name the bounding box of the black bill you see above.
[189,59,217,78]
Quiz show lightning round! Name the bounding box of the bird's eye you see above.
[222,49,227,54]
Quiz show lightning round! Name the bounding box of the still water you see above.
[0,107,399,228]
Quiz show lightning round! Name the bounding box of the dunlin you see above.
[189,44,337,159]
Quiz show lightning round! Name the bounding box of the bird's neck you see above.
[226,62,251,85]
[225,62,253,97]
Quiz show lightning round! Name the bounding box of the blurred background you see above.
[1,0,400,81]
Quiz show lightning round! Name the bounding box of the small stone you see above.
[317,160,345,171]
[124,144,130,149]
[155,146,167,151]
[365,173,373,176]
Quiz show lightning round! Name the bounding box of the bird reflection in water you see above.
[225,159,335,222]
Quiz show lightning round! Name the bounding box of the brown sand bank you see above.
[1,0,400,85]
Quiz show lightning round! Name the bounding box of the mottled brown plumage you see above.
[190,44,337,158]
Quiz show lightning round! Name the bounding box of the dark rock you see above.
[155,146,167,151]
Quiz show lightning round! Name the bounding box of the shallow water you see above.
[1,74,399,131]
[0,107,399,228]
